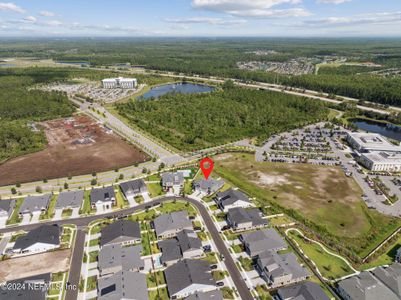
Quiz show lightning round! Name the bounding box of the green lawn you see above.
[221,287,236,299]
[40,194,58,220]
[62,208,72,218]
[255,285,273,300]
[80,190,93,215]
[288,231,354,280]
[214,153,401,259]
[115,190,129,209]
[238,256,254,271]
[205,252,218,264]
[7,198,23,225]
[86,276,97,291]
[147,183,165,198]
[159,201,197,217]
[362,235,401,270]
[212,270,228,281]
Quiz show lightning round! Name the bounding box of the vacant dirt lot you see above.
[0,115,149,186]
[0,249,70,282]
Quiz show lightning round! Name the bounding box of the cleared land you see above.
[214,153,401,258]
[0,115,149,186]
[0,249,71,282]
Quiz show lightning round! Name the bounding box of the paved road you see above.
[65,229,85,300]
[0,196,253,300]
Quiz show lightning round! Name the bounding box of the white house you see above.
[90,186,116,212]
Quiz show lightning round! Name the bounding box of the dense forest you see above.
[2,38,400,106]
[116,85,329,151]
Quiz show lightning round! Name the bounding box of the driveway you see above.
[0,235,11,255]
[54,208,63,220]
[21,214,31,224]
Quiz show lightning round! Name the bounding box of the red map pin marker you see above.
[200,157,214,180]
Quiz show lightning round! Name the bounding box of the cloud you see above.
[303,11,401,27]
[0,2,25,13]
[22,16,37,23]
[191,0,310,18]
[316,0,351,4]
[39,10,56,17]
[164,17,247,26]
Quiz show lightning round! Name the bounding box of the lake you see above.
[351,118,401,142]
[139,83,214,100]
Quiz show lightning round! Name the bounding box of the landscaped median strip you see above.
[285,227,359,282]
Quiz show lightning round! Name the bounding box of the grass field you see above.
[288,231,354,279]
[214,153,401,258]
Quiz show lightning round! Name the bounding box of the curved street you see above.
[0,196,254,300]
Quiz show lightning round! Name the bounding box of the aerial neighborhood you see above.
[2,23,401,300]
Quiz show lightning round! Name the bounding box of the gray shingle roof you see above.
[153,210,192,237]
[13,225,60,252]
[241,228,286,256]
[227,207,267,227]
[0,273,51,300]
[100,220,141,247]
[258,251,309,282]
[55,190,84,209]
[19,194,52,214]
[119,179,147,197]
[193,179,225,195]
[162,172,184,186]
[277,282,330,300]
[216,189,250,206]
[371,263,401,297]
[0,199,15,217]
[159,229,202,263]
[90,186,115,204]
[164,259,216,297]
[98,270,148,300]
[98,244,144,273]
[338,271,399,300]
[184,290,224,300]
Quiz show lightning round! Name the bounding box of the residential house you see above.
[55,190,84,217]
[371,263,401,297]
[19,194,52,216]
[0,273,51,300]
[90,186,116,212]
[256,251,309,288]
[119,179,149,202]
[159,229,203,266]
[241,228,287,257]
[0,199,15,227]
[193,179,225,196]
[98,270,148,300]
[164,259,217,299]
[184,290,224,300]
[396,248,401,263]
[100,220,141,248]
[276,282,330,300]
[215,188,252,212]
[337,271,399,300]
[12,224,61,254]
[153,210,193,239]
[162,172,185,195]
[226,207,267,231]
[98,244,144,277]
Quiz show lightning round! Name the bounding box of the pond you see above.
[138,83,214,100]
[351,118,401,142]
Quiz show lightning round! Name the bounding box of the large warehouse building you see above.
[102,77,137,89]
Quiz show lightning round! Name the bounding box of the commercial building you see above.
[12,224,61,254]
[100,220,141,248]
[164,259,217,299]
[359,151,401,172]
[226,207,267,231]
[102,77,137,89]
[153,210,192,239]
[347,132,401,153]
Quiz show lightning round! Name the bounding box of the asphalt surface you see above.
[1,196,253,300]
[65,229,85,300]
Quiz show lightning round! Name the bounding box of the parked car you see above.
[210,265,218,270]
[217,282,225,287]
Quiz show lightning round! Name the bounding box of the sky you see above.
[0,0,400,37]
